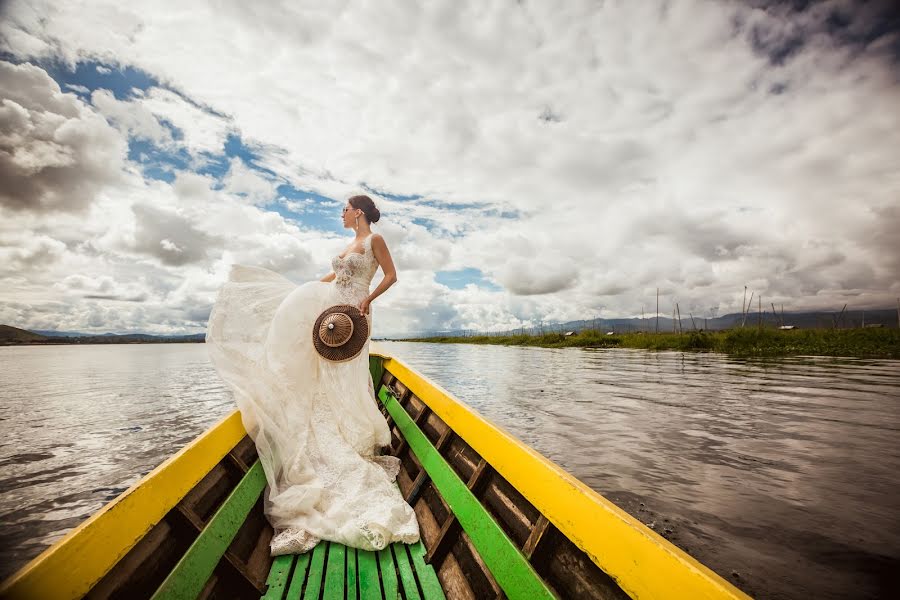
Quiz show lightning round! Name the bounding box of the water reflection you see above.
[380,342,900,600]
[0,344,234,579]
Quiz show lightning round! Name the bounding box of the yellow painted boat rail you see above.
[0,410,247,600]
[370,342,751,600]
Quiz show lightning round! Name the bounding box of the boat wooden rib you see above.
[0,345,751,600]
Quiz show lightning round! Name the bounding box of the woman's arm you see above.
[319,271,336,282]
[366,234,397,303]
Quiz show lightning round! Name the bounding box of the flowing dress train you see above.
[205,232,420,554]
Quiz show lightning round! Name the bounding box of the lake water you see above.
[1,342,898,599]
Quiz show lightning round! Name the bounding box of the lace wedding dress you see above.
[205,232,420,555]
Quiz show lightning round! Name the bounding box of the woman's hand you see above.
[358,297,371,315]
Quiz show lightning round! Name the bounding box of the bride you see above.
[205,194,420,555]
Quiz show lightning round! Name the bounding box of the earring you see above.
[355,215,359,229]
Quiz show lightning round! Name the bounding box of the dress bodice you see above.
[331,233,379,303]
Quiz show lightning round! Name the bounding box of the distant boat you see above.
[0,344,750,600]
[778,325,796,330]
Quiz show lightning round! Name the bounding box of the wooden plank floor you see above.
[262,540,445,600]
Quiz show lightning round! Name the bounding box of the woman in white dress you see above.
[205,194,420,555]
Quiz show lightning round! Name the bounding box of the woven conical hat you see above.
[313,304,370,362]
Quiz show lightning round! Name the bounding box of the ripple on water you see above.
[0,344,235,581]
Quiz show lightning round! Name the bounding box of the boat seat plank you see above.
[323,542,346,599]
[301,542,327,599]
[377,385,556,600]
[392,543,422,600]
[358,549,381,600]
[377,547,399,599]
[261,554,296,600]
[149,460,267,600]
[263,539,448,600]
[409,541,445,599]
[346,546,359,598]
[284,552,311,599]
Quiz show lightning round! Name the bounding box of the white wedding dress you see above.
[205,232,420,555]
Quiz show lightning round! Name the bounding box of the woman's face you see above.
[341,202,361,229]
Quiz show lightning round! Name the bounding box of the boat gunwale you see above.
[369,343,752,600]
[378,383,555,599]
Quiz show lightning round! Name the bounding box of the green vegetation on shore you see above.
[402,327,900,358]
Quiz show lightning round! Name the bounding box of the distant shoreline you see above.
[5,327,899,358]
[3,337,397,347]
[397,328,900,359]
[1,339,206,346]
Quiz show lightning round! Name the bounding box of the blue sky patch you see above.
[194,153,231,181]
[264,185,345,233]
[128,139,191,183]
[45,59,159,100]
[193,134,271,180]
[223,134,268,168]
[436,267,501,290]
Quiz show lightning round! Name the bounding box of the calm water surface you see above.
[0,344,233,579]
[1,342,898,599]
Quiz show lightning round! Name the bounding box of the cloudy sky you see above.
[1,0,898,337]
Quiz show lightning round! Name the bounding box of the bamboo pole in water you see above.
[835,304,847,329]
[758,296,762,331]
[656,288,660,334]
[741,286,747,323]
[742,292,754,328]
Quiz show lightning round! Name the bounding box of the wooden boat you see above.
[0,345,751,599]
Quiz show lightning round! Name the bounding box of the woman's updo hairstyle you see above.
[348,194,381,224]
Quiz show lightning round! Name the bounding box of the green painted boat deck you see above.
[259,375,555,599]
[141,452,444,599]
[146,365,552,599]
[261,540,445,600]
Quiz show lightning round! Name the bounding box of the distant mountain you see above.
[32,329,198,338]
[0,325,51,343]
[400,308,899,338]
[32,329,93,337]
[1,325,206,345]
[551,309,898,333]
